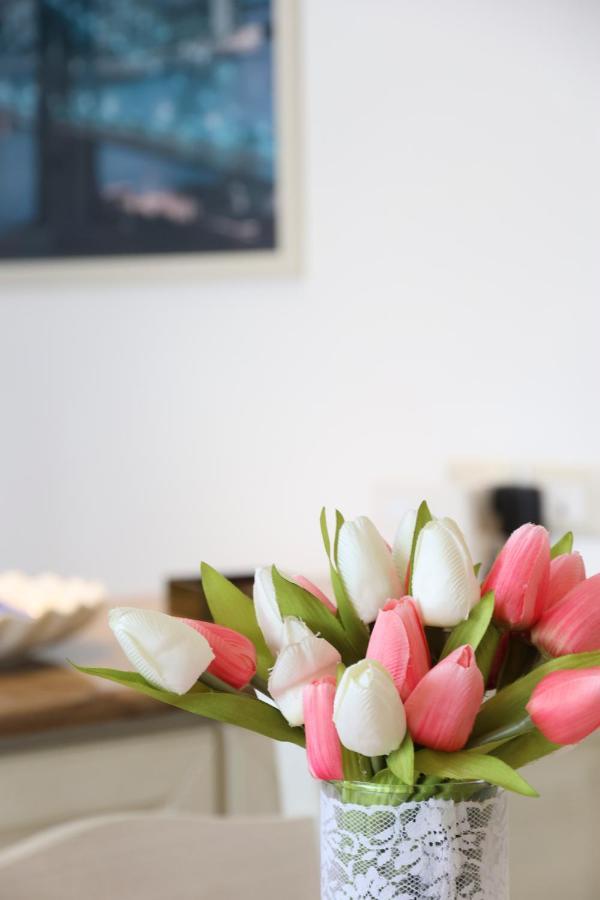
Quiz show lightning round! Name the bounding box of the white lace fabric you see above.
[320,784,508,899]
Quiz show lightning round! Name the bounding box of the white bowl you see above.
[0,571,105,662]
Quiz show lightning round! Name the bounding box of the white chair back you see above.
[0,811,319,900]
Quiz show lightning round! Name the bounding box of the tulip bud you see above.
[268,618,341,726]
[531,573,600,657]
[337,516,402,623]
[482,523,550,629]
[411,518,480,627]
[181,619,256,689]
[405,645,484,752]
[367,597,430,700]
[526,668,600,745]
[109,607,214,695]
[294,575,337,613]
[392,509,417,590]
[333,659,406,756]
[303,676,344,780]
[545,552,585,610]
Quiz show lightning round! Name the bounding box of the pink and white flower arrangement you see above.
[81,503,600,798]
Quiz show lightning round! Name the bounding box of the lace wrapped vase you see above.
[320,780,508,899]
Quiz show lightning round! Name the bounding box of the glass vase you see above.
[320,780,508,900]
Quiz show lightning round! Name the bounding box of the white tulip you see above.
[268,617,341,726]
[392,509,417,586]
[109,607,214,695]
[411,517,480,627]
[337,516,402,623]
[333,660,406,756]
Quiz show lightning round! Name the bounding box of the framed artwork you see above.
[0,0,300,277]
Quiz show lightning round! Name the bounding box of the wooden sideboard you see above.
[0,596,183,741]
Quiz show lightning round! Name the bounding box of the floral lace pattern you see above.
[320,785,508,899]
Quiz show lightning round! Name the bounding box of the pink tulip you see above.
[294,575,337,614]
[482,523,550,629]
[181,619,256,689]
[366,597,430,700]
[545,552,585,610]
[404,645,484,751]
[526,668,600,745]
[303,676,344,781]
[531,573,600,657]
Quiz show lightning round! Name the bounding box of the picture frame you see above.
[0,0,301,281]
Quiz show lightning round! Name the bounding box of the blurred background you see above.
[0,0,599,898]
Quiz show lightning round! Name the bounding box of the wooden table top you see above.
[0,596,175,740]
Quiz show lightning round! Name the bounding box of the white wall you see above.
[2,0,600,594]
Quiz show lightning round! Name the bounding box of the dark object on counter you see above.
[167,575,254,622]
[490,485,544,537]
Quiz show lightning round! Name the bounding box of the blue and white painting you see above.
[0,0,276,258]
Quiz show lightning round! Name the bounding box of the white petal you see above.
[392,509,417,585]
[280,616,313,646]
[109,607,214,695]
[333,660,406,756]
[253,566,284,653]
[272,682,308,727]
[268,631,341,726]
[441,517,481,612]
[337,517,403,623]
[412,519,480,626]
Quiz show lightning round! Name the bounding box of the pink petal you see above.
[404,644,484,751]
[181,619,256,689]
[303,676,344,780]
[482,523,550,629]
[532,573,600,657]
[545,552,586,610]
[526,668,600,745]
[367,597,430,700]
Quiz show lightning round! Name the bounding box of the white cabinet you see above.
[0,717,221,847]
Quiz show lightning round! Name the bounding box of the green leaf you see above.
[550,531,574,559]
[73,665,305,746]
[492,729,560,769]
[408,501,433,593]
[471,650,600,742]
[387,732,414,784]
[414,749,539,797]
[201,563,274,682]
[319,509,369,659]
[271,566,358,664]
[333,509,345,563]
[475,621,503,683]
[467,713,535,752]
[473,562,482,577]
[440,591,495,660]
[319,507,332,557]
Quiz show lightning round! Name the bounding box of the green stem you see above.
[370,756,385,774]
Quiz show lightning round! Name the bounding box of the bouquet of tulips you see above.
[80,504,600,797]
